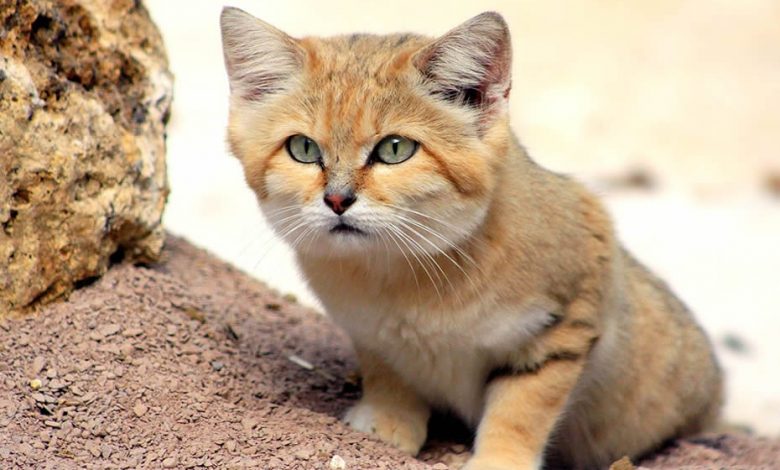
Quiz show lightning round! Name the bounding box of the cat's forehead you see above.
[299,33,430,80]
[288,33,436,153]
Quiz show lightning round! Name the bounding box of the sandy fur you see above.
[221,8,722,469]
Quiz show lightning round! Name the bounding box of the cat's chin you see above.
[292,228,382,259]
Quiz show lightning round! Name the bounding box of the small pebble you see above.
[162,457,177,468]
[432,464,448,470]
[48,379,66,391]
[287,354,313,370]
[608,456,636,470]
[329,454,346,469]
[210,361,224,372]
[184,306,206,323]
[133,402,148,417]
[122,328,143,337]
[32,393,48,403]
[29,379,42,390]
[101,444,112,459]
[100,324,121,337]
[31,356,46,375]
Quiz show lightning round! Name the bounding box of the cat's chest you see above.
[327,295,556,424]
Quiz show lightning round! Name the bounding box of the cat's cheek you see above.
[263,164,323,203]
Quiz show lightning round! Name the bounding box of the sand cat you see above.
[220,7,722,469]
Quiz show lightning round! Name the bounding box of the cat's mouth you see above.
[330,222,366,236]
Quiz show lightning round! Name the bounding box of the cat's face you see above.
[221,9,512,258]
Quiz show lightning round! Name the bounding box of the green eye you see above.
[372,135,418,165]
[286,135,322,164]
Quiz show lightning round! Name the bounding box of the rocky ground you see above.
[0,236,778,469]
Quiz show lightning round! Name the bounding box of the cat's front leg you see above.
[464,349,588,470]
[344,346,430,455]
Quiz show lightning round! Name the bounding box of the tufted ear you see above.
[220,7,304,102]
[414,12,512,120]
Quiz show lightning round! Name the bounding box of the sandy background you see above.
[143,0,780,435]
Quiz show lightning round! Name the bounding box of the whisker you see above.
[381,226,421,296]
[391,212,480,270]
[251,216,308,272]
[392,221,451,292]
[382,202,472,237]
[393,215,486,307]
[393,218,470,305]
[387,224,443,304]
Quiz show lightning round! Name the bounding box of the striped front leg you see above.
[465,309,600,470]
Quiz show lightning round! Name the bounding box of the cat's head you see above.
[221,7,513,258]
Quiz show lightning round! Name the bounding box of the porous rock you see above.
[0,0,172,312]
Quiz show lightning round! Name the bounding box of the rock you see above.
[0,0,172,313]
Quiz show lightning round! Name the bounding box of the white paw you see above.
[343,401,376,434]
[342,400,427,455]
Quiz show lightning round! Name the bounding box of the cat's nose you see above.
[323,191,357,215]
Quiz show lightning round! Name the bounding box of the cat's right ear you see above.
[220,7,303,102]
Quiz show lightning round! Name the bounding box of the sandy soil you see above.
[1,236,777,469]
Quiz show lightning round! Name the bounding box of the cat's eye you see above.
[286,135,322,164]
[371,135,418,165]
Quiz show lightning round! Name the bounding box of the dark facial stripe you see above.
[424,147,476,196]
[567,319,596,330]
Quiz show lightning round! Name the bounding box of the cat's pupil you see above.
[392,140,399,155]
[304,139,310,154]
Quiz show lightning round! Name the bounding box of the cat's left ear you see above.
[414,12,512,122]
[220,7,304,102]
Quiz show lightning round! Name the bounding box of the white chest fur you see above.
[325,292,557,425]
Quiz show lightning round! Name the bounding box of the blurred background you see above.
[144,0,780,435]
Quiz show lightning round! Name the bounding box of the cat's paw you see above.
[343,400,427,455]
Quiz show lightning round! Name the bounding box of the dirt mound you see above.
[0,236,776,468]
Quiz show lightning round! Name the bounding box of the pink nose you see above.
[323,192,356,215]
